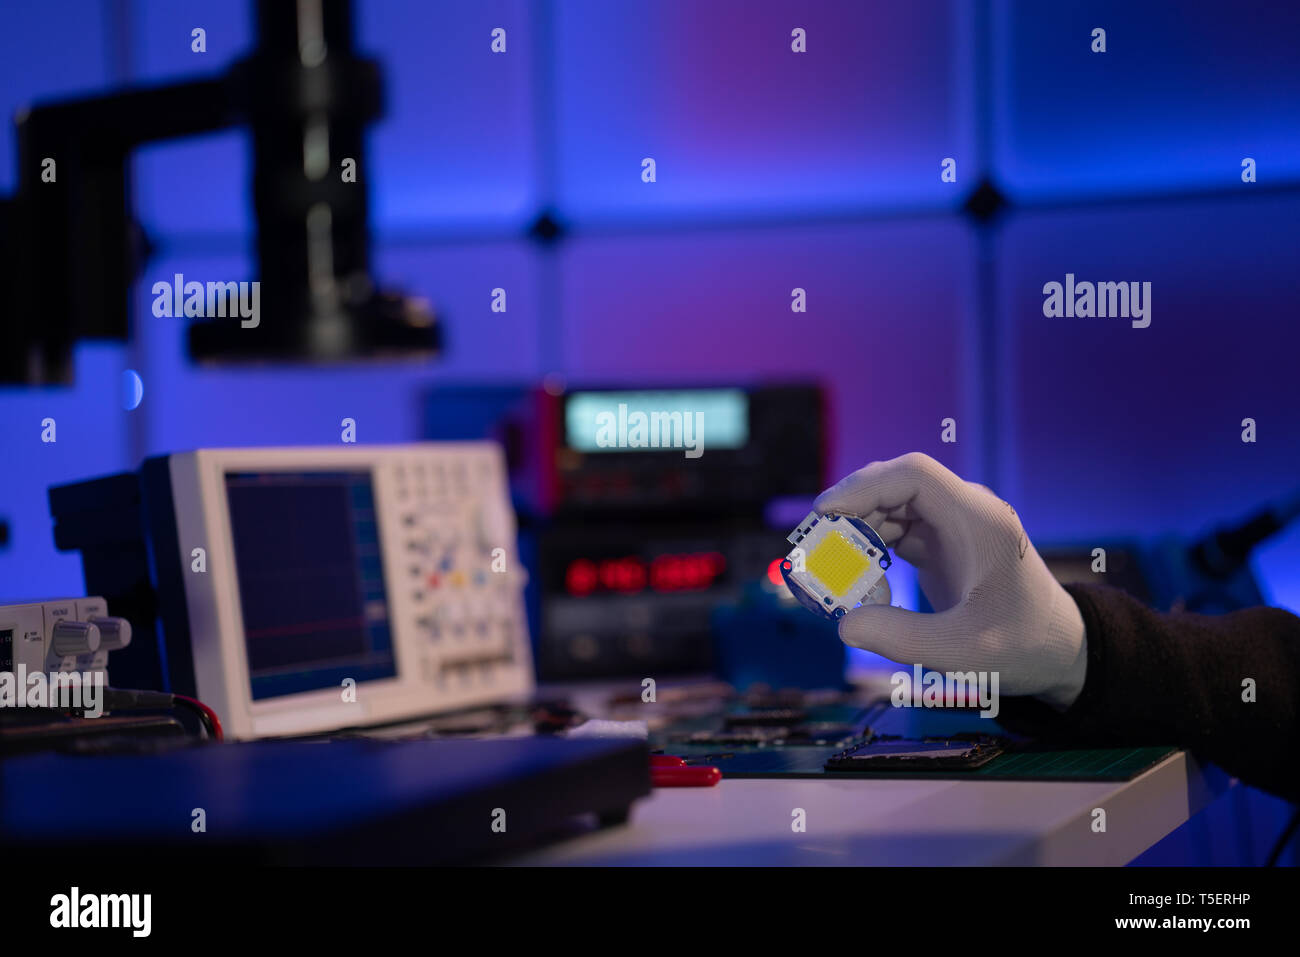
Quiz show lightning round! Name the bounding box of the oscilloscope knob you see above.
[51,619,102,657]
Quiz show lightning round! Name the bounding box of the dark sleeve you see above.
[996,583,1300,802]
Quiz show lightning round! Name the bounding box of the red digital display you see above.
[564,552,726,597]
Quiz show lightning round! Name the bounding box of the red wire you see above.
[174,693,224,741]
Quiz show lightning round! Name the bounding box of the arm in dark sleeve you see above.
[997,583,1300,802]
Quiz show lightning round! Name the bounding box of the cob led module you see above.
[781,510,891,620]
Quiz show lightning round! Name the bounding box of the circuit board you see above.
[651,695,1177,782]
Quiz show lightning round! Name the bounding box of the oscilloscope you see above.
[87,444,534,740]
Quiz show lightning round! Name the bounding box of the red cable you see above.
[173,693,224,741]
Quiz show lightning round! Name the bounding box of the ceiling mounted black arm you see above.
[5,79,233,384]
[1,0,440,386]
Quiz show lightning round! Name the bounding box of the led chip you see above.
[806,532,871,597]
[781,511,891,620]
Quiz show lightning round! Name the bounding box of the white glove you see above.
[813,452,1087,709]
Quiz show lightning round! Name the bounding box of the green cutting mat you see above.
[972,745,1177,782]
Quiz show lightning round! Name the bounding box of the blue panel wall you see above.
[0,346,131,599]
[358,0,540,234]
[992,0,1300,201]
[557,219,980,484]
[552,0,976,224]
[996,193,1300,611]
[0,0,112,193]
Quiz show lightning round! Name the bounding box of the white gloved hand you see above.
[813,452,1088,709]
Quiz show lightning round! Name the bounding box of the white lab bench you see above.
[511,749,1229,865]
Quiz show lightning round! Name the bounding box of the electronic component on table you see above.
[0,596,131,684]
[781,511,892,620]
[51,443,533,740]
[825,736,1003,772]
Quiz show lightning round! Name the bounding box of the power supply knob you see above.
[51,620,102,657]
[88,616,132,651]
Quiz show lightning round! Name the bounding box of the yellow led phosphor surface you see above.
[806,531,872,597]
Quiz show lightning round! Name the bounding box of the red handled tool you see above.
[650,755,721,787]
